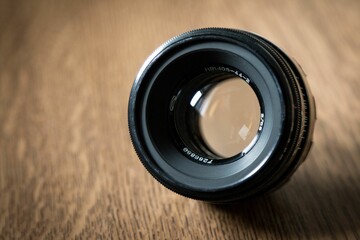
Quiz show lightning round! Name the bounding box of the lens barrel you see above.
[128,28,316,203]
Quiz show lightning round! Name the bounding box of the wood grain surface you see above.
[0,0,359,239]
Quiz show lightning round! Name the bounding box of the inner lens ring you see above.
[173,71,264,162]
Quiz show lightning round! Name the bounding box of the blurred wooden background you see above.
[0,0,359,239]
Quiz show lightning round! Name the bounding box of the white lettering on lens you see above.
[204,66,250,83]
[182,147,213,164]
[259,113,265,131]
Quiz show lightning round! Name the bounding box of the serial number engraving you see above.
[183,147,213,164]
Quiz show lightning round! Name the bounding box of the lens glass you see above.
[190,77,261,158]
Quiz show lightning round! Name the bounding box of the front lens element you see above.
[190,77,261,158]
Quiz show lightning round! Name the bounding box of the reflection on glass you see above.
[191,77,261,158]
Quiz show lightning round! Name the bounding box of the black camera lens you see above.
[128,28,316,203]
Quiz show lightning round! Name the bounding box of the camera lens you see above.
[128,28,316,203]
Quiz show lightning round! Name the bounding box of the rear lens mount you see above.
[128,28,316,203]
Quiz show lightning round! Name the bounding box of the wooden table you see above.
[1,0,359,239]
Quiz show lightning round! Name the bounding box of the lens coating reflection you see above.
[191,77,261,158]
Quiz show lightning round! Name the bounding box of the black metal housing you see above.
[128,28,316,203]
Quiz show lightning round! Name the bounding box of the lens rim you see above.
[139,42,284,186]
[128,28,316,202]
[174,73,263,160]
